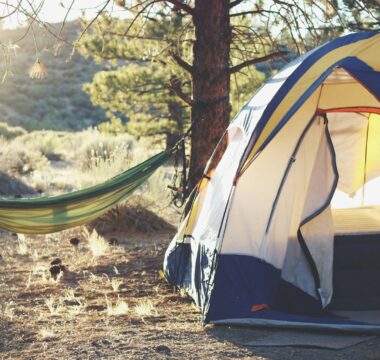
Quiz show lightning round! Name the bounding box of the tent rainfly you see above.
[164,32,380,332]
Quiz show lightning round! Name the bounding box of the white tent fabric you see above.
[221,88,322,260]
[268,118,331,303]
[202,69,380,307]
[165,33,380,331]
[190,127,245,247]
[329,112,368,196]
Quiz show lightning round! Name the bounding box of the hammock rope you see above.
[0,150,172,234]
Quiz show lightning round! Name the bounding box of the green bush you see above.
[0,122,27,139]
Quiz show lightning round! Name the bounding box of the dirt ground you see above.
[1,226,380,360]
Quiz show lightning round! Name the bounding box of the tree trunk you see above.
[166,132,181,150]
[189,0,231,191]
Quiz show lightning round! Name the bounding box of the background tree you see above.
[78,13,266,150]
[0,0,378,192]
[79,13,192,149]
[77,0,278,191]
[102,0,378,190]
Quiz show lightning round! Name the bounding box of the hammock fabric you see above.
[0,150,171,234]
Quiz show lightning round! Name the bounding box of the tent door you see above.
[297,116,339,307]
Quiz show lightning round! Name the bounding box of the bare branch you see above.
[231,10,262,17]
[228,51,287,74]
[77,0,112,44]
[170,51,193,74]
[57,0,76,40]
[0,0,22,20]
[18,0,72,46]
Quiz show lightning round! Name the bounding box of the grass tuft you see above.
[110,278,123,292]
[16,234,29,256]
[45,295,64,316]
[106,297,129,316]
[84,228,109,257]
[134,299,158,318]
[38,327,58,341]
[0,301,15,320]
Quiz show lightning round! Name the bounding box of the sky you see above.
[1,0,128,29]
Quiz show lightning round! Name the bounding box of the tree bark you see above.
[189,0,231,191]
[166,132,181,150]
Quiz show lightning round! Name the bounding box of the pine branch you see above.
[228,51,288,74]
[170,51,194,74]
[167,79,193,106]
[165,0,194,15]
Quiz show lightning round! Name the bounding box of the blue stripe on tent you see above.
[205,254,378,327]
[246,32,378,159]
[205,254,281,322]
[340,57,380,101]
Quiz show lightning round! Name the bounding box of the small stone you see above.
[50,258,62,266]
[49,265,61,280]
[69,237,80,247]
[49,263,66,280]
[155,345,171,354]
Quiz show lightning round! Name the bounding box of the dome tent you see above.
[164,32,380,332]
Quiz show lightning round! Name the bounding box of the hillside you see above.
[0,22,105,131]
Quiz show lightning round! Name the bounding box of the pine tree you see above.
[78,0,378,190]
[79,13,191,149]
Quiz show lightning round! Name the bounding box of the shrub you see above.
[33,131,65,160]
[0,122,27,140]
[0,146,48,175]
[78,130,134,176]
[97,118,127,135]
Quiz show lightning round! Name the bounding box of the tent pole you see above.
[265,114,318,234]
[362,114,370,207]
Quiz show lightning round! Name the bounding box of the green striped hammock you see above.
[0,150,171,234]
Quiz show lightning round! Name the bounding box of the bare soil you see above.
[1,227,380,359]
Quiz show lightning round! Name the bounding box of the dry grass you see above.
[134,299,158,318]
[85,229,110,257]
[110,278,123,292]
[38,327,58,341]
[45,295,64,316]
[106,297,129,316]
[2,226,379,359]
[0,301,15,320]
[16,234,29,256]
